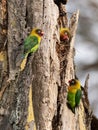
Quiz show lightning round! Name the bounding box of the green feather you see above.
[67,89,81,113]
[75,89,82,106]
[24,35,39,57]
[67,92,75,109]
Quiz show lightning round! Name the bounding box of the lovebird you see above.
[20,28,44,71]
[60,28,70,43]
[67,79,82,113]
[24,28,44,58]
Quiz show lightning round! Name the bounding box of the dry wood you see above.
[0,0,92,130]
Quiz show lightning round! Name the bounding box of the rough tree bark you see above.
[0,0,92,130]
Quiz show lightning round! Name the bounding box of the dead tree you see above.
[0,0,93,130]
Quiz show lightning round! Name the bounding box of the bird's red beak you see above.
[63,35,69,41]
[68,80,71,83]
[40,31,44,36]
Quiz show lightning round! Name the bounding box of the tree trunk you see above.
[0,0,92,130]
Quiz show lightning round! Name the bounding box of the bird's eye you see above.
[71,80,75,84]
[37,30,41,34]
[71,79,77,85]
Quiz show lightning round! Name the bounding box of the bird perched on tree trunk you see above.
[60,28,71,44]
[67,79,82,113]
[23,28,44,58]
[20,28,44,71]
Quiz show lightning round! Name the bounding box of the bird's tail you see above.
[67,102,75,114]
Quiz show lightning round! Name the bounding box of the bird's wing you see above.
[75,89,82,106]
[24,35,38,54]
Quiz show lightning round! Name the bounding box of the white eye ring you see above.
[72,81,75,83]
[38,30,41,33]
[71,80,75,84]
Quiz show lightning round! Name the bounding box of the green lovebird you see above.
[67,79,82,113]
[24,28,44,58]
[20,28,44,71]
